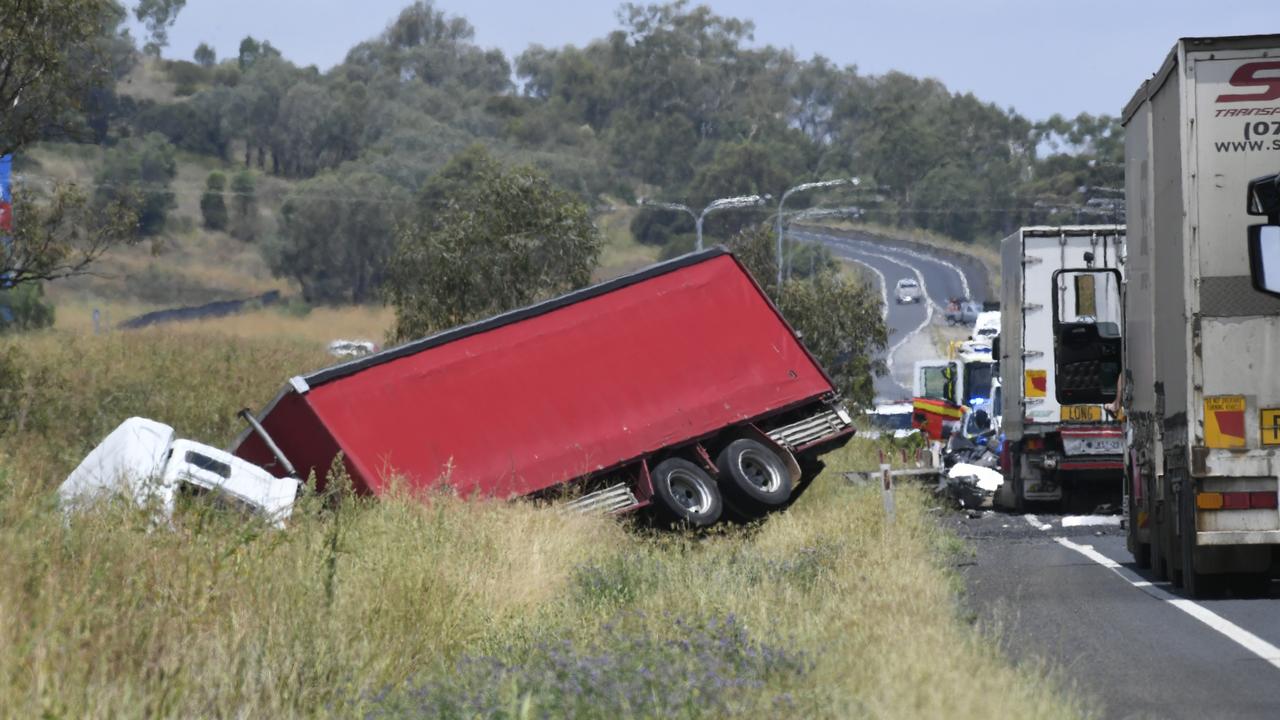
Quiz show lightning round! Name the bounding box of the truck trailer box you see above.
[233,249,854,526]
[997,225,1126,508]
[1122,35,1280,592]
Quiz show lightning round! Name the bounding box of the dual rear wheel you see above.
[650,438,794,527]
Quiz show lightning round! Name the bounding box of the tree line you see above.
[1,0,1121,403]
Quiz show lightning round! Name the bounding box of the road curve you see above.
[790,228,983,403]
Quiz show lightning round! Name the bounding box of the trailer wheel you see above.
[716,439,792,509]
[1126,462,1150,569]
[650,458,722,527]
[1177,482,1209,598]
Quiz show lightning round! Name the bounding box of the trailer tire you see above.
[1177,481,1208,598]
[716,439,792,509]
[651,458,722,527]
[1126,465,1151,569]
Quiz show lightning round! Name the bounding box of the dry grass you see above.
[0,331,1086,718]
[115,56,179,103]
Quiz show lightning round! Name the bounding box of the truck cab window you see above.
[1052,268,1123,405]
[185,451,232,479]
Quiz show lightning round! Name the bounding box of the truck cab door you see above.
[914,360,959,404]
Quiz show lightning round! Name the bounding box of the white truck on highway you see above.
[995,225,1126,511]
[1122,35,1280,595]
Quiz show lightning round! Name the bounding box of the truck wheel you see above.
[1011,459,1027,514]
[1126,466,1151,569]
[650,458,722,527]
[1177,483,1208,598]
[716,439,792,509]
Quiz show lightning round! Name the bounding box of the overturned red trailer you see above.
[233,248,855,526]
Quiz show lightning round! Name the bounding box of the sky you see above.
[143,0,1265,121]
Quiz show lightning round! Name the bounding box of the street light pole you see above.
[640,194,771,252]
[696,194,770,251]
[776,178,859,287]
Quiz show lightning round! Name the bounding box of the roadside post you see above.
[880,463,895,522]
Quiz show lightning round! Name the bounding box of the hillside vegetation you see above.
[17,0,1119,316]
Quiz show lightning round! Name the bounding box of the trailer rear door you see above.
[1188,46,1280,469]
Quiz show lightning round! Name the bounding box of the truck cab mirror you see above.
[1247,172,1280,218]
[1248,224,1280,297]
[1051,268,1123,406]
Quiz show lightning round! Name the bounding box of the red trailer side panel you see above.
[241,252,835,497]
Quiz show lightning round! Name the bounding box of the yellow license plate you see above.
[1061,405,1102,422]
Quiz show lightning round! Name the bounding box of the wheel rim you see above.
[737,450,782,494]
[667,470,712,514]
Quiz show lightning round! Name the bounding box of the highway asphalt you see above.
[789,228,987,403]
[788,226,1280,716]
[952,509,1280,719]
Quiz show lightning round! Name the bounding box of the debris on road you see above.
[945,462,1005,509]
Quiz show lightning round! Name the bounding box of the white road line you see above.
[839,257,888,321]
[1024,514,1053,531]
[842,246,933,374]
[1055,537,1280,671]
[1061,515,1123,528]
[799,230,973,307]
[824,240,936,376]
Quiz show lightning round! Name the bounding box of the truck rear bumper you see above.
[1198,530,1280,546]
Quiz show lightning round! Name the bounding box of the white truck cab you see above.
[59,417,298,527]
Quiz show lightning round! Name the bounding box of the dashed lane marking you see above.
[1062,515,1123,528]
[1024,514,1053,531]
[1055,537,1280,671]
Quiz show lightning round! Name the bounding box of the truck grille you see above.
[563,483,638,514]
[768,409,852,449]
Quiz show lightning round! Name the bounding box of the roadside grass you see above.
[594,201,660,281]
[0,331,1086,718]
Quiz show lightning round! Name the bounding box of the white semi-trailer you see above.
[996,226,1126,511]
[1122,35,1280,595]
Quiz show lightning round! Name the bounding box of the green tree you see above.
[0,283,56,333]
[237,35,280,71]
[94,132,177,237]
[1,183,140,286]
[134,0,187,56]
[386,147,601,340]
[228,170,258,241]
[0,0,129,157]
[193,42,216,68]
[200,171,227,230]
[270,170,409,303]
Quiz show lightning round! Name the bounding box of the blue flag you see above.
[1,154,12,291]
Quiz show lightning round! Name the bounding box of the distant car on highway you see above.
[945,300,982,325]
[894,278,922,304]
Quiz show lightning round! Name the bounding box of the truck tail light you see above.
[1196,491,1279,510]
[1025,438,1043,451]
[1197,492,1224,510]
[1222,492,1251,510]
[1250,491,1279,509]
